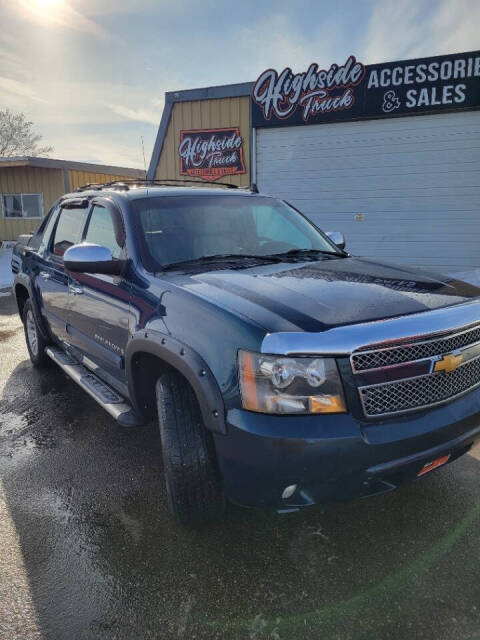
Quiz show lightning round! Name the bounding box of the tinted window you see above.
[133,195,338,268]
[52,207,87,257]
[28,207,55,250]
[84,206,122,259]
[39,206,60,255]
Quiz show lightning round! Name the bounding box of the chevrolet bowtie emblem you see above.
[434,353,463,373]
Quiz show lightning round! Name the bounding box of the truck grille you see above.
[351,324,480,372]
[352,322,480,418]
[359,355,480,417]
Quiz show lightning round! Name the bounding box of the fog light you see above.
[282,484,297,499]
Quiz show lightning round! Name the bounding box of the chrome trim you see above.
[68,283,84,295]
[82,355,99,371]
[45,347,132,421]
[358,352,480,418]
[64,242,112,265]
[350,328,480,373]
[260,300,480,356]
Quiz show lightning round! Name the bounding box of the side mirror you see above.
[325,231,346,251]
[64,243,125,276]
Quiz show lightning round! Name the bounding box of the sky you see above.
[0,0,478,170]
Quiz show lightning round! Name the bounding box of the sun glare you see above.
[20,0,69,26]
[20,0,102,34]
[33,0,64,6]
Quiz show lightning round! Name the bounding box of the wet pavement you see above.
[0,292,479,640]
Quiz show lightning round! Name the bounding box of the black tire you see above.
[156,371,225,526]
[23,299,49,368]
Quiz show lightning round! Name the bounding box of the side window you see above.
[84,206,123,259]
[28,210,51,250]
[38,206,60,255]
[51,207,88,258]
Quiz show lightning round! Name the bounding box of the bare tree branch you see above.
[0,108,53,157]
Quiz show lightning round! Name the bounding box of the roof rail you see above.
[74,178,243,192]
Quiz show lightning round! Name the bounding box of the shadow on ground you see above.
[0,291,16,317]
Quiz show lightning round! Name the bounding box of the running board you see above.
[45,347,143,427]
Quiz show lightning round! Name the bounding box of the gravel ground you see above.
[0,292,479,640]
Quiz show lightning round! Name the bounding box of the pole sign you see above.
[252,51,480,128]
[178,127,246,181]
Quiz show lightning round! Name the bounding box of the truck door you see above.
[35,201,88,343]
[67,201,132,383]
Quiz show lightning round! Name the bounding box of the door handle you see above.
[39,271,50,280]
[68,284,83,295]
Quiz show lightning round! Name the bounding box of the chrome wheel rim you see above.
[26,309,38,357]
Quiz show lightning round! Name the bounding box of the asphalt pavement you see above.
[0,292,479,640]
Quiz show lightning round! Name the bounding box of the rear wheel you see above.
[155,371,225,526]
[23,299,49,368]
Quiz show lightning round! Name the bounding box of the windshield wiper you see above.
[275,248,344,258]
[161,253,284,271]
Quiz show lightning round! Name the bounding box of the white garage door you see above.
[256,111,480,271]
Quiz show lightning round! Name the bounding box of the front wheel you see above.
[23,299,49,368]
[155,372,225,527]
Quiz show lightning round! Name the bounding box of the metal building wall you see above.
[0,168,144,241]
[0,167,64,240]
[154,96,251,187]
[68,170,140,191]
[256,110,480,271]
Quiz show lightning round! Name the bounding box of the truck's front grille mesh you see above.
[351,325,480,371]
[359,356,480,417]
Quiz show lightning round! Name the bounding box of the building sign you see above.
[178,127,246,181]
[252,50,480,128]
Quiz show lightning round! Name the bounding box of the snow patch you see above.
[0,248,14,291]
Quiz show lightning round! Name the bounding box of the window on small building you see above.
[2,194,43,218]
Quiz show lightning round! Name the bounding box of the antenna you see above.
[141,136,147,178]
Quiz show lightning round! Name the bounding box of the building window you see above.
[2,193,43,218]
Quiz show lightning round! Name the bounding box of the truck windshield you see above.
[133,195,341,269]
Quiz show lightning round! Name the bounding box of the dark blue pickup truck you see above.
[12,180,480,525]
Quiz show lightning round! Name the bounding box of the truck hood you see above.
[178,257,480,332]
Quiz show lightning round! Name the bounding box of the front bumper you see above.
[213,387,480,509]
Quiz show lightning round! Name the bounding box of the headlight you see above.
[238,350,347,414]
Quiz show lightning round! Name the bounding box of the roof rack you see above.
[74,178,242,192]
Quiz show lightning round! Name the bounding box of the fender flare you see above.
[125,330,227,434]
[14,272,50,342]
